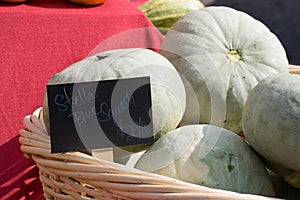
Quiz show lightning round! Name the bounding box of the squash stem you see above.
[227,49,241,62]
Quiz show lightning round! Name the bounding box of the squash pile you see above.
[42,4,300,199]
[136,5,299,199]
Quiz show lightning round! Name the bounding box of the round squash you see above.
[159,6,289,134]
[0,0,27,2]
[68,0,106,6]
[134,124,275,196]
[42,48,186,148]
[242,73,300,189]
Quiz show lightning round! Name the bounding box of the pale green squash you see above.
[134,124,275,196]
[242,73,300,189]
[42,48,186,146]
[159,6,289,134]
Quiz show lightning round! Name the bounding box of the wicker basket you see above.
[288,65,300,74]
[19,67,300,200]
[19,108,279,200]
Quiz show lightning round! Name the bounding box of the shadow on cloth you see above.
[0,136,43,200]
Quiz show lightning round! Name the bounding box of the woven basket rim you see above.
[18,107,282,200]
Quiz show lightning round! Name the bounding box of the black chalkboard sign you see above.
[46,76,153,153]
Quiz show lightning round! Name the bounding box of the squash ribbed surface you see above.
[135,124,275,196]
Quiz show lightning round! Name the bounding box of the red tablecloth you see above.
[0,0,163,199]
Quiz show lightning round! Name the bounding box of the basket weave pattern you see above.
[18,107,281,200]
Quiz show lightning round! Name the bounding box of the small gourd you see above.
[138,0,204,34]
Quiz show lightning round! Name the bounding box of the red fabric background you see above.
[0,0,163,199]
